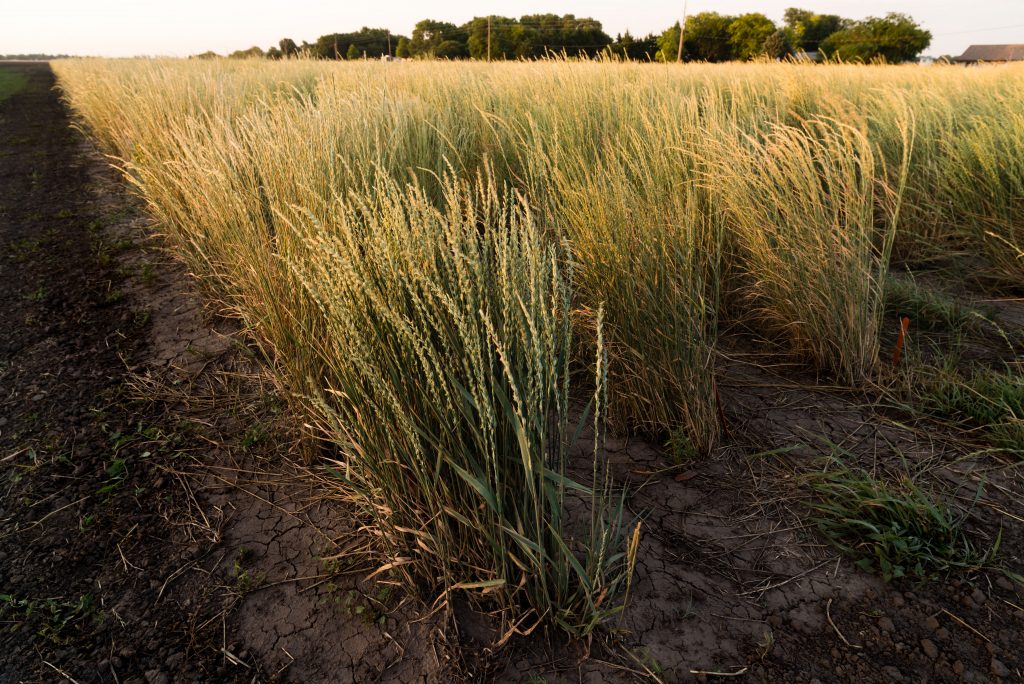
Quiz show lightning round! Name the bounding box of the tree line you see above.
[212,8,932,64]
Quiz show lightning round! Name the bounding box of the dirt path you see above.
[0,60,236,683]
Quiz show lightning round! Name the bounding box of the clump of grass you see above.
[884,275,987,334]
[941,114,1024,286]
[714,116,909,384]
[536,112,722,450]
[807,459,999,581]
[924,365,1024,458]
[287,171,635,635]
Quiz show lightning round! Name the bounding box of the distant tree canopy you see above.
[657,12,783,62]
[0,53,71,60]
[763,30,793,61]
[279,38,299,58]
[306,27,400,60]
[221,8,931,64]
[607,31,660,61]
[783,9,844,52]
[228,46,264,59]
[406,20,465,58]
[517,14,612,58]
[728,13,777,60]
[820,13,932,63]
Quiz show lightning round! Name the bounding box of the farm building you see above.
[955,44,1024,64]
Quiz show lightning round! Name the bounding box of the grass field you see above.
[50,57,1024,640]
[0,68,28,102]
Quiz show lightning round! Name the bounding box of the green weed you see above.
[923,366,1024,458]
[0,593,102,643]
[806,458,999,581]
[230,548,267,594]
[0,70,28,102]
[885,275,988,334]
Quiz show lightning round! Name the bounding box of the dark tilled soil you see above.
[0,61,236,683]
[2,62,1022,684]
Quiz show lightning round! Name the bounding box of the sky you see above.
[3,1,1024,58]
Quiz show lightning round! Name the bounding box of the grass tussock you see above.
[807,458,1000,581]
[286,172,635,632]
[884,274,988,334]
[923,365,1024,458]
[715,117,908,383]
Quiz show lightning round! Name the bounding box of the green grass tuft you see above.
[884,275,989,334]
[924,366,1024,458]
[807,459,1000,581]
[0,69,28,102]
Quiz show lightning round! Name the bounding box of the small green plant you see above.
[139,263,157,285]
[321,586,385,624]
[24,287,46,302]
[884,276,987,334]
[79,513,95,531]
[240,424,268,450]
[806,457,999,581]
[666,428,699,464]
[230,547,267,594]
[9,238,41,261]
[0,593,101,643]
[103,289,125,304]
[923,366,1024,458]
[97,457,128,499]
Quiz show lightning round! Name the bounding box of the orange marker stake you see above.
[892,316,910,366]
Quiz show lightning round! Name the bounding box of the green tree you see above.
[310,28,405,60]
[820,13,931,63]
[410,20,466,58]
[228,46,264,59]
[279,38,299,58]
[609,31,659,61]
[655,22,681,62]
[784,8,845,51]
[464,16,533,60]
[762,29,793,60]
[685,12,736,62]
[346,43,360,60]
[518,14,611,57]
[395,37,411,58]
[728,13,777,60]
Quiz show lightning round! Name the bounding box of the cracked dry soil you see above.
[2,62,1023,683]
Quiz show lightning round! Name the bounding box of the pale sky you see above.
[3,1,1024,58]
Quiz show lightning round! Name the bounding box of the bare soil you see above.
[1,62,1021,683]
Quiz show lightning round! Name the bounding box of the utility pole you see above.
[487,15,492,62]
[387,29,392,57]
[676,0,688,62]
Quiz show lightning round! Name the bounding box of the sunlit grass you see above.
[51,55,1024,633]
